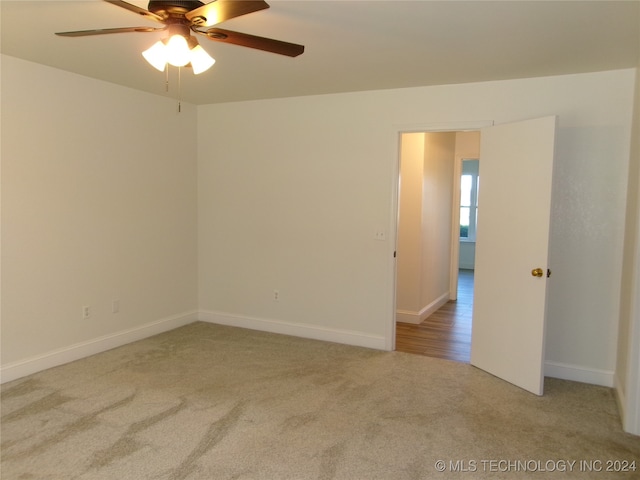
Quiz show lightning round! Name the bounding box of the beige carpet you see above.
[2,322,639,479]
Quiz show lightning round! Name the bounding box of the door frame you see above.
[621,199,640,435]
[387,120,492,351]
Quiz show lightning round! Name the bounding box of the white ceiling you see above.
[2,0,639,105]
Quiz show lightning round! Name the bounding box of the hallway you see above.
[395,270,473,363]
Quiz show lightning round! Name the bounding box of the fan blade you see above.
[186,0,269,27]
[104,0,165,23]
[200,28,304,57]
[56,26,166,37]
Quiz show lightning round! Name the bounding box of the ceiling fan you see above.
[56,0,304,74]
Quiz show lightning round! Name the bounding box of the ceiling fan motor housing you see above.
[148,0,204,17]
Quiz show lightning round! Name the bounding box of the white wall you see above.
[1,56,199,380]
[198,69,636,382]
[421,132,455,312]
[396,133,426,321]
[459,242,476,270]
[1,57,635,391]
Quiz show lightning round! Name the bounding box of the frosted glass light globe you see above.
[166,35,190,67]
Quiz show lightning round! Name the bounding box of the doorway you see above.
[392,116,557,395]
[394,132,480,363]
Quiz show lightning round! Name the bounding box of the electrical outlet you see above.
[112,300,120,314]
[273,290,280,301]
[374,230,386,241]
[82,306,91,320]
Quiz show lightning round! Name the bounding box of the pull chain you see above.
[177,66,182,113]
[160,65,182,114]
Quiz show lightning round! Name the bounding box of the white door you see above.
[471,116,557,395]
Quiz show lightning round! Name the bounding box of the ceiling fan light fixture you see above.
[143,34,215,74]
[142,40,168,71]
[189,45,215,74]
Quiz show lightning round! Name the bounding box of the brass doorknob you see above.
[531,268,544,277]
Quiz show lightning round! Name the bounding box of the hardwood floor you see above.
[395,270,473,363]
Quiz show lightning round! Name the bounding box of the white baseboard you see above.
[544,360,614,387]
[0,311,199,384]
[395,310,422,324]
[5,311,617,396]
[396,292,450,324]
[199,310,387,350]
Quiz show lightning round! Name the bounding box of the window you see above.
[460,160,479,240]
